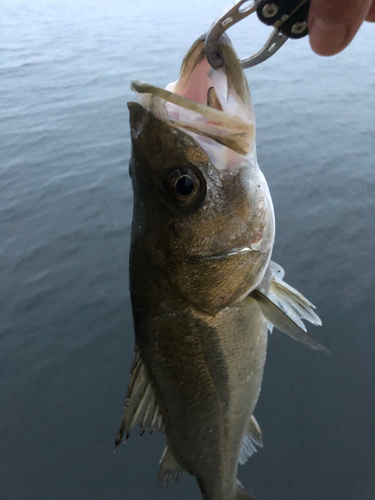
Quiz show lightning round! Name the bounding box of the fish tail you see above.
[234,481,255,500]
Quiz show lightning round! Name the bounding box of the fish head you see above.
[128,36,275,316]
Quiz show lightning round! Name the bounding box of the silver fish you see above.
[116,35,328,500]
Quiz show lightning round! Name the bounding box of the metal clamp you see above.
[205,0,310,70]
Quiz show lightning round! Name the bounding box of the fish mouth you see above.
[131,35,255,158]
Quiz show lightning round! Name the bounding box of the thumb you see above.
[308,0,374,56]
[366,1,375,22]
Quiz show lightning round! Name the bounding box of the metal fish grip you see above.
[205,0,310,69]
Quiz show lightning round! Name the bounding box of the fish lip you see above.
[188,246,256,262]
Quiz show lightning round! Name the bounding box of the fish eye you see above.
[175,175,195,197]
[164,167,205,206]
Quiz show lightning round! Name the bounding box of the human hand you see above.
[308,0,375,56]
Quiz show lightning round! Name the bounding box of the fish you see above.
[115,34,328,500]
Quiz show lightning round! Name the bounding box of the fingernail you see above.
[309,18,349,56]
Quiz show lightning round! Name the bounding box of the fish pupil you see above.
[175,175,194,196]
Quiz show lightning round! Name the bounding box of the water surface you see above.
[1,1,374,499]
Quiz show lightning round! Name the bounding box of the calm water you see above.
[1,1,374,499]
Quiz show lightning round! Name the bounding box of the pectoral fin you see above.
[269,262,322,330]
[115,347,164,449]
[239,415,263,465]
[158,446,185,487]
[250,289,330,354]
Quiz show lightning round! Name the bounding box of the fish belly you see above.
[135,296,268,500]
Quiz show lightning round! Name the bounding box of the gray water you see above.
[1,1,374,499]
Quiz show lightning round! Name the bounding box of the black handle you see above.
[256,0,310,39]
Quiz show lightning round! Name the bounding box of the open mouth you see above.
[131,36,256,158]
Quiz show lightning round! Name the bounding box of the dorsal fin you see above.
[115,347,164,449]
[158,446,185,487]
[238,415,263,465]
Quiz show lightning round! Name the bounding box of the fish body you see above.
[131,235,268,500]
[117,35,325,500]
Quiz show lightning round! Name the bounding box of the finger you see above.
[308,0,374,56]
[366,2,375,22]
